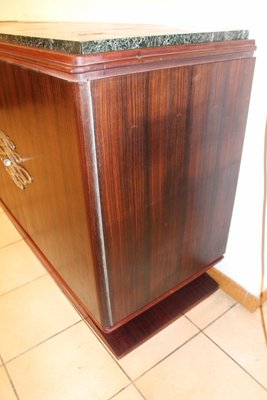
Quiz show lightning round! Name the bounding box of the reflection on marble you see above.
[0,30,249,55]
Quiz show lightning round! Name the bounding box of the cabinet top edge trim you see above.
[0,39,256,79]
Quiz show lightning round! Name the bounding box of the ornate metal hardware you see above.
[0,129,33,190]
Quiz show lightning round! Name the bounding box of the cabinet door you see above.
[91,58,255,324]
[0,62,100,321]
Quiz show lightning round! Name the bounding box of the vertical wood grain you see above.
[91,58,255,324]
[0,61,101,321]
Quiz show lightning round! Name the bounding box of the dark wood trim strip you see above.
[0,40,256,79]
[83,52,256,80]
[85,273,218,358]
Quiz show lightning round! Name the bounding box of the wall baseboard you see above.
[208,268,267,312]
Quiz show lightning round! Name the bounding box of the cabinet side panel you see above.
[0,62,101,321]
[91,58,255,324]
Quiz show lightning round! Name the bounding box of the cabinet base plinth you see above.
[85,273,218,358]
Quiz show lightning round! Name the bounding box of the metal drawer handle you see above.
[0,130,33,190]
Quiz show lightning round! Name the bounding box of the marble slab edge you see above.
[0,30,249,55]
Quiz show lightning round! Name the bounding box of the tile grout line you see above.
[81,317,148,399]
[184,301,238,331]
[202,331,267,392]
[183,315,204,332]
[85,295,240,387]
[131,381,148,399]
[184,305,267,392]
[129,310,267,394]
[81,320,133,378]
[0,354,20,400]
[0,238,24,252]
[201,302,238,329]
[78,294,241,388]
[0,272,48,298]
[132,331,202,382]
[106,383,132,400]
[121,303,242,385]
[5,320,82,365]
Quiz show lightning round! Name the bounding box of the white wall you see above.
[217,31,267,296]
[0,0,263,28]
[1,0,266,295]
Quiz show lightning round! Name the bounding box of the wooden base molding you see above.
[208,268,267,312]
[84,273,218,358]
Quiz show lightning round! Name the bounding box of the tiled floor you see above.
[0,206,267,400]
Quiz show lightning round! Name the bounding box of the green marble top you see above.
[0,22,249,55]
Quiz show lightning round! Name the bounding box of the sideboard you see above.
[0,22,256,357]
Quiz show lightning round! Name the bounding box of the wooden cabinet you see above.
[0,28,256,356]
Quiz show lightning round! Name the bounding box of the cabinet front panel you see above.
[91,58,255,324]
[0,62,100,321]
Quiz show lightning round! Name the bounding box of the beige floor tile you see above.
[136,333,267,400]
[7,321,129,400]
[0,213,21,249]
[185,289,236,329]
[119,317,199,379]
[111,385,144,400]
[205,303,267,388]
[0,206,4,214]
[0,367,17,400]
[0,240,46,295]
[0,275,81,361]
